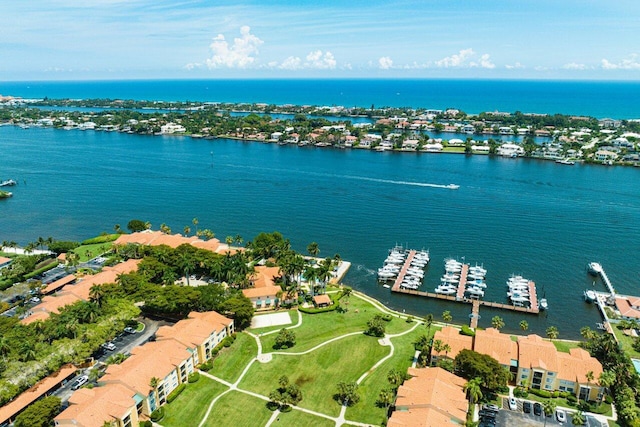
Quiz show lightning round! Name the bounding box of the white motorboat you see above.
[584,290,597,303]
[510,294,530,303]
[555,159,575,165]
[414,250,430,261]
[407,267,425,275]
[401,283,419,290]
[466,286,485,297]
[410,260,427,268]
[467,272,485,280]
[445,266,462,274]
[466,279,487,288]
[385,256,404,264]
[441,274,460,283]
[469,264,487,275]
[539,298,548,310]
[377,271,396,280]
[435,285,457,295]
[508,290,530,297]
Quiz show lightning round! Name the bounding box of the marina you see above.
[384,247,541,320]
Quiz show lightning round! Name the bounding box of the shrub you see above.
[48,240,80,254]
[551,391,559,398]
[513,387,528,398]
[381,314,393,322]
[566,395,578,406]
[140,421,153,427]
[528,388,552,398]
[273,328,296,349]
[299,303,340,314]
[199,360,213,371]
[150,407,165,422]
[605,395,613,404]
[23,260,59,280]
[188,372,200,383]
[460,325,476,336]
[166,384,186,403]
[280,405,293,413]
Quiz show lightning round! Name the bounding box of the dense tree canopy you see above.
[454,349,510,393]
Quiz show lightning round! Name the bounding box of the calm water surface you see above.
[1,126,638,338]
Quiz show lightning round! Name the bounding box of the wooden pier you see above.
[391,250,417,292]
[470,299,480,328]
[455,264,469,300]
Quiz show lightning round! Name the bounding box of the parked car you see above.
[482,404,500,413]
[29,297,41,304]
[556,409,567,424]
[508,396,518,411]
[478,410,496,419]
[533,402,542,416]
[123,326,137,334]
[71,375,89,390]
[523,401,532,413]
[101,342,116,351]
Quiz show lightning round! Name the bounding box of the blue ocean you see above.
[2,79,640,119]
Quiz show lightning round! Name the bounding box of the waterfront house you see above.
[388,367,468,427]
[594,150,618,162]
[160,122,186,134]
[0,256,12,269]
[497,143,524,157]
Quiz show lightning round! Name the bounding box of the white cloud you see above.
[306,50,336,69]
[505,62,524,69]
[277,50,337,70]
[435,49,494,69]
[378,56,393,69]
[562,62,589,70]
[205,25,263,69]
[601,54,640,70]
[436,48,475,67]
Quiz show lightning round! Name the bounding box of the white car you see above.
[101,342,116,351]
[556,409,566,424]
[71,375,89,390]
[508,397,518,411]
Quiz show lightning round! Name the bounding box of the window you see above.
[123,415,132,427]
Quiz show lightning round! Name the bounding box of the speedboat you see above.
[410,260,427,268]
[555,159,575,165]
[445,259,462,266]
[401,283,419,290]
[445,265,462,274]
[467,272,485,280]
[0,179,17,187]
[377,270,396,280]
[584,290,597,303]
[414,250,430,262]
[539,298,548,310]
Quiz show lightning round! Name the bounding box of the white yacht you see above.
[539,298,549,310]
[435,285,457,295]
[510,293,530,303]
[469,265,487,275]
[441,273,460,283]
[467,272,485,280]
[414,250,430,262]
[466,279,487,288]
[377,270,396,280]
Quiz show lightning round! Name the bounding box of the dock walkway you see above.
[456,264,469,300]
[391,250,416,292]
[591,263,615,294]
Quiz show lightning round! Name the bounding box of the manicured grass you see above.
[201,391,272,427]
[72,242,113,262]
[239,334,389,417]
[161,376,228,427]
[208,332,258,383]
[345,326,427,425]
[611,326,640,359]
[276,409,334,427]
[552,340,582,353]
[249,309,299,335]
[259,296,412,352]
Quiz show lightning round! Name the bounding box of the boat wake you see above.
[222,163,459,190]
[356,264,376,275]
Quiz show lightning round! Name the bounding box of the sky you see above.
[2,0,640,81]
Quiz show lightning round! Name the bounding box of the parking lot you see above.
[490,397,609,427]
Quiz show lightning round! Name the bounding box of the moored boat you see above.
[584,289,597,303]
[539,298,548,310]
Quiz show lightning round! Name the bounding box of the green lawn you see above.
[275,409,334,427]
[249,309,300,335]
[201,391,272,427]
[552,340,582,353]
[239,334,389,417]
[259,296,413,353]
[611,326,640,359]
[161,376,229,427]
[345,326,427,425]
[208,332,258,383]
[72,242,113,262]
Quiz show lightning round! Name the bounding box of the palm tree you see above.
[178,252,196,286]
[442,310,452,325]
[303,265,319,297]
[464,377,483,404]
[67,318,79,339]
[571,410,585,425]
[225,235,233,251]
[520,320,529,332]
[307,242,319,258]
[183,225,191,236]
[192,217,199,234]
[443,343,452,359]
[546,326,559,341]
[234,234,243,246]
[598,370,615,405]
[492,315,505,330]
[89,285,106,307]
[432,339,444,361]
[424,313,434,339]
[542,399,556,427]
[149,376,160,400]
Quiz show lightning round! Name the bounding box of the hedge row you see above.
[23,260,59,280]
[166,383,186,403]
[81,234,120,245]
[150,406,165,422]
[188,372,200,383]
